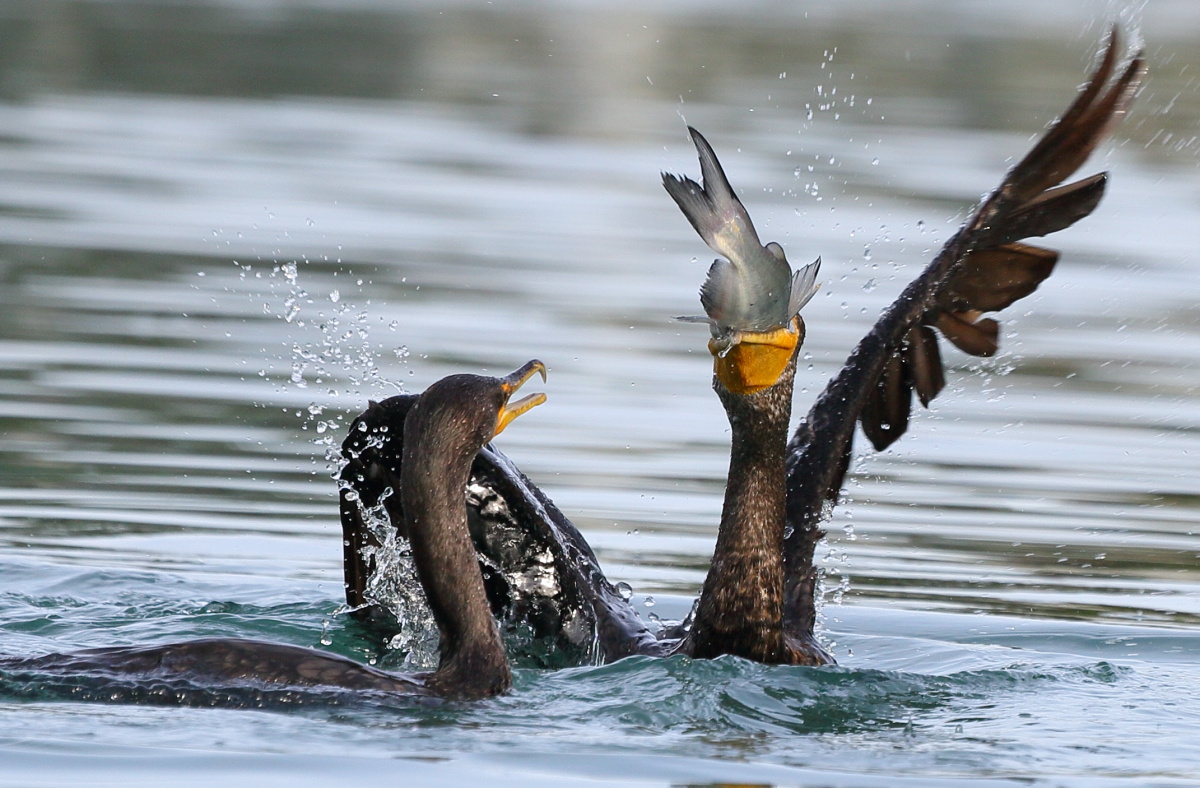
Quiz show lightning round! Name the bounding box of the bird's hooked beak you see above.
[709,316,805,396]
[494,360,548,437]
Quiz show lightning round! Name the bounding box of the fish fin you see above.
[699,257,738,327]
[787,257,822,317]
[662,127,763,261]
[661,172,720,247]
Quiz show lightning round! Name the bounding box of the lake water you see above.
[1,1,1199,785]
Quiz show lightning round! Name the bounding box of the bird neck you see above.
[402,419,511,700]
[689,352,796,662]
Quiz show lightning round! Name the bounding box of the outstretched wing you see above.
[783,28,1145,635]
[861,31,1142,451]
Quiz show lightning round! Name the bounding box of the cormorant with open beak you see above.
[1,363,549,705]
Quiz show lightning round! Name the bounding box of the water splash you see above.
[343,486,440,669]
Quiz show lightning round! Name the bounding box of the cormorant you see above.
[1,363,549,703]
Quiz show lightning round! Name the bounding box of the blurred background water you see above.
[0,0,1198,785]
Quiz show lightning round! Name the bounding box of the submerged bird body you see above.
[5,637,424,695]
[1,364,552,704]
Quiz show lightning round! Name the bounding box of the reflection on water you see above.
[0,0,1198,784]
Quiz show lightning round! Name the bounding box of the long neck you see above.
[402,419,510,699]
[689,354,796,663]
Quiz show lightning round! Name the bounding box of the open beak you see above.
[494,359,548,437]
[709,317,804,395]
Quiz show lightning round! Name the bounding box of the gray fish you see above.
[663,126,820,336]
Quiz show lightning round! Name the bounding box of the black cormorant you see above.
[1,363,549,703]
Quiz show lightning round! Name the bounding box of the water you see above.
[1,0,1199,784]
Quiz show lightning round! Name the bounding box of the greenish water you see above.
[1,1,1199,785]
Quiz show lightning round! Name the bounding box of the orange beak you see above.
[494,360,548,437]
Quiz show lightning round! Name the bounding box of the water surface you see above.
[0,1,1198,785]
